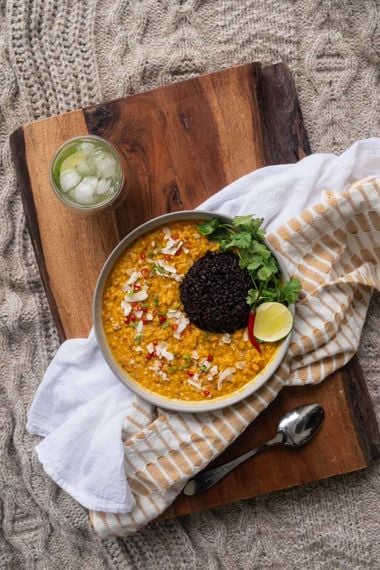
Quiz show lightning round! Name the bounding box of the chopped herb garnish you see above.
[153,296,159,307]
[161,322,170,329]
[180,355,192,369]
[152,264,166,275]
[198,216,301,309]
[135,334,143,343]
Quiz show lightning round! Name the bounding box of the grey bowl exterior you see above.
[93,210,294,412]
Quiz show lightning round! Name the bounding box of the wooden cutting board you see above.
[10,63,380,519]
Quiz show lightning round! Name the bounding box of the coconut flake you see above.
[243,331,249,342]
[156,260,177,274]
[136,321,144,335]
[191,350,199,360]
[123,286,149,303]
[147,343,155,354]
[155,341,174,361]
[187,377,203,390]
[149,360,162,374]
[146,313,154,321]
[135,310,143,319]
[236,361,246,369]
[217,367,236,390]
[220,333,232,345]
[126,271,141,285]
[121,301,132,316]
[167,309,190,339]
[133,346,143,352]
[161,237,183,256]
[155,260,183,282]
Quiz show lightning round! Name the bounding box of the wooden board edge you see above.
[342,355,380,463]
[13,108,86,131]
[9,127,67,343]
[259,63,312,164]
[83,61,263,116]
[163,459,370,521]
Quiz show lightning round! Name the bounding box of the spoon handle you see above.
[183,432,283,496]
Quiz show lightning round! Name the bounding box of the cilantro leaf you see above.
[246,256,263,272]
[250,241,272,259]
[256,257,278,281]
[232,215,264,232]
[198,218,222,236]
[278,279,301,304]
[220,231,252,250]
[246,288,259,306]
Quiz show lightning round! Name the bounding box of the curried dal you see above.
[102,221,279,401]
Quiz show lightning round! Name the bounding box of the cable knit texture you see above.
[0,0,379,568]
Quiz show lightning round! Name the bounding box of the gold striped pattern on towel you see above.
[91,177,380,538]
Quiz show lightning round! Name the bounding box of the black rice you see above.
[180,251,252,333]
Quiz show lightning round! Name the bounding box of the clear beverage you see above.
[50,135,124,212]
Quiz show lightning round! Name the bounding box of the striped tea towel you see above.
[91,175,380,538]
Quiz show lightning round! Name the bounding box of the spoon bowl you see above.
[279,404,325,447]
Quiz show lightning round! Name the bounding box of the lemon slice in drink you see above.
[254,302,293,342]
[60,151,87,173]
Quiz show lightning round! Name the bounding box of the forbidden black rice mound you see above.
[180,251,252,333]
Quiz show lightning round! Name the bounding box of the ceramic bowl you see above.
[93,210,294,412]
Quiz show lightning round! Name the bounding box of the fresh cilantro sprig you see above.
[198,215,301,308]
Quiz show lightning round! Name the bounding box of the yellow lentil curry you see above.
[102,221,279,401]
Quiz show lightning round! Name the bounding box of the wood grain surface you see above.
[10,62,380,517]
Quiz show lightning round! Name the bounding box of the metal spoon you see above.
[183,403,325,496]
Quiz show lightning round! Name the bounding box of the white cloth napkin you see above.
[27,138,380,514]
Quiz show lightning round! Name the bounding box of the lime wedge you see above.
[254,302,293,342]
[60,150,87,173]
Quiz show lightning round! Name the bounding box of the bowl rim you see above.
[93,210,294,413]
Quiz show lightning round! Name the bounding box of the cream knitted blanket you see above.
[1,0,379,568]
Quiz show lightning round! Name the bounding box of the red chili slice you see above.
[248,312,261,353]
